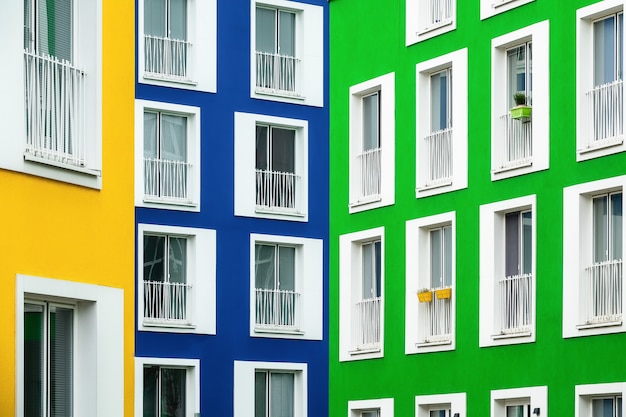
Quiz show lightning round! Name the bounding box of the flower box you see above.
[435,288,452,299]
[510,105,532,121]
[417,290,433,303]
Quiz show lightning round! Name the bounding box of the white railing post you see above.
[255,288,300,330]
[424,127,453,186]
[255,51,300,96]
[144,35,192,80]
[358,147,381,200]
[255,169,300,210]
[355,297,381,350]
[498,273,533,334]
[143,157,191,202]
[498,113,532,168]
[424,289,452,342]
[583,259,623,324]
[586,80,624,145]
[143,280,191,324]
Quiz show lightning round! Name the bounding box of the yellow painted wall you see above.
[0,0,135,415]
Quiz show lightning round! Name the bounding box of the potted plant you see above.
[510,92,532,121]
[417,288,433,303]
[435,287,452,299]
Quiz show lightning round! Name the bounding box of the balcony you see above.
[496,113,532,170]
[144,35,192,81]
[143,280,191,325]
[357,147,381,201]
[24,51,85,167]
[497,273,532,335]
[423,127,453,187]
[255,51,300,96]
[354,297,381,351]
[582,259,622,325]
[255,169,300,211]
[421,289,452,343]
[584,80,623,149]
[144,157,191,203]
[255,288,300,331]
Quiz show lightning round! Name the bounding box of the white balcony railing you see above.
[586,80,623,146]
[144,280,191,325]
[355,297,381,350]
[144,35,192,81]
[424,127,453,186]
[357,147,381,200]
[144,157,191,202]
[255,288,300,330]
[256,169,300,210]
[423,289,452,343]
[426,0,453,28]
[582,259,623,325]
[497,113,532,169]
[24,50,85,167]
[498,273,532,334]
[255,51,300,96]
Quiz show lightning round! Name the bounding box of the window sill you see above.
[24,153,101,177]
[417,180,453,193]
[417,19,453,36]
[416,339,452,348]
[143,73,198,86]
[492,159,533,175]
[143,197,197,208]
[142,320,196,329]
[578,136,623,155]
[577,319,622,330]
[349,195,382,208]
[349,346,381,355]
[254,327,305,336]
[492,0,518,8]
[254,88,305,101]
[492,330,532,340]
[255,207,306,218]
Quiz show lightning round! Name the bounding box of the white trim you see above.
[415,393,466,417]
[576,382,626,417]
[480,0,535,20]
[491,386,547,417]
[349,398,394,417]
[406,0,456,46]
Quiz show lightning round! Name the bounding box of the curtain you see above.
[24,303,44,417]
[161,114,187,162]
[170,0,187,41]
[49,305,73,417]
[278,11,295,57]
[278,246,295,291]
[144,112,159,159]
[145,0,166,37]
[594,16,617,86]
[271,127,295,173]
[255,244,277,290]
[160,368,186,417]
[168,236,187,284]
[144,235,166,282]
[270,373,294,417]
[256,7,276,53]
[34,0,73,61]
[362,92,380,151]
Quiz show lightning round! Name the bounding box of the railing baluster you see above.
[357,147,381,199]
[255,169,300,210]
[143,280,191,324]
[254,288,300,330]
[583,259,623,324]
[355,297,381,350]
[498,273,533,334]
[144,35,191,80]
[255,51,300,96]
[586,80,623,146]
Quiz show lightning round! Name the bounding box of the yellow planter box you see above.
[435,288,452,299]
[417,291,433,303]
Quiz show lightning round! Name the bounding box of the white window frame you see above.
[16,274,124,417]
[138,224,216,335]
[250,0,324,107]
[135,100,201,211]
[480,0,535,20]
[563,175,626,338]
[576,383,626,417]
[339,227,385,361]
[234,360,307,417]
[490,21,549,181]
[415,393,466,417]
[349,73,395,213]
[406,0,456,46]
[235,112,309,222]
[138,0,216,92]
[479,195,536,347]
[576,0,625,161]
[491,386,547,417]
[135,357,200,417]
[249,234,323,340]
[0,0,102,188]
[406,212,456,354]
[416,49,468,197]
[348,398,394,417]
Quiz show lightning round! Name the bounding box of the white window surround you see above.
[415,49,468,197]
[415,393,466,417]
[138,223,216,335]
[234,360,307,417]
[349,398,394,417]
[576,0,625,161]
[480,0,535,20]
[138,0,216,92]
[135,357,200,417]
[563,175,626,338]
[576,383,626,417]
[0,0,102,188]
[234,112,309,222]
[339,227,385,361]
[406,0,456,46]
[16,274,124,417]
[491,386,547,417]
[405,212,456,354]
[490,21,549,181]
[249,233,323,340]
[479,195,537,347]
[349,73,395,213]
[250,0,324,107]
[135,100,201,212]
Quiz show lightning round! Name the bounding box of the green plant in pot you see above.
[511,92,532,121]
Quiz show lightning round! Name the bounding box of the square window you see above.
[416,49,468,197]
[349,73,395,213]
[479,195,536,347]
[490,21,549,181]
[576,383,626,417]
[480,0,535,20]
[348,399,394,417]
[138,0,217,92]
[415,393,466,417]
[138,224,216,335]
[405,0,456,46]
[235,112,309,222]
[491,387,547,417]
[251,0,324,107]
[339,227,385,361]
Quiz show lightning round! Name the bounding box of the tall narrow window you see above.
[424,69,453,185]
[591,396,623,417]
[255,371,295,417]
[356,240,381,350]
[359,92,382,200]
[143,366,187,417]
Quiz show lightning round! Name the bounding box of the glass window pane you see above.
[24,303,44,417]
[506,405,526,417]
[362,92,380,151]
[144,235,166,282]
[430,71,448,131]
[38,0,73,61]
[160,368,186,417]
[430,228,443,288]
[592,398,615,417]
[145,0,166,37]
[256,7,276,53]
[143,366,158,417]
[429,410,447,417]
[610,193,622,260]
[278,10,295,57]
[278,246,296,291]
[161,114,187,162]
[522,211,532,275]
[505,212,521,277]
[362,243,373,299]
[593,195,609,263]
[255,244,277,290]
[443,225,452,287]
[256,125,269,170]
[255,372,267,417]
[507,45,527,107]
[271,128,296,173]
[374,241,382,297]
[618,13,623,80]
[362,411,379,417]
[169,0,187,40]
[49,305,73,417]
[144,112,159,159]
[270,373,294,417]
[168,237,186,284]
[594,16,617,86]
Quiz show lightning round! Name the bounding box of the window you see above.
[563,176,625,338]
[576,1,625,160]
[138,0,216,92]
[491,21,549,181]
[576,383,626,417]
[135,100,200,211]
[415,393,466,417]
[479,195,536,347]
[250,234,323,340]
[339,227,385,361]
[416,49,468,197]
[480,0,535,20]
[234,361,307,417]
[135,357,200,417]
[405,0,456,45]
[138,224,216,334]
[251,0,324,107]
[491,387,547,417]
[17,275,124,416]
[349,73,395,213]
[348,399,394,417]
[235,112,309,222]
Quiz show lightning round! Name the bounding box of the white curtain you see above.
[362,92,380,151]
[270,373,294,417]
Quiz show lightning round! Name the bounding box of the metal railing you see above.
[255,51,300,95]
[586,80,623,145]
[424,127,453,186]
[498,273,532,334]
[582,259,622,324]
[425,0,453,28]
[497,113,532,169]
[422,289,452,343]
[357,147,381,200]
[355,297,381,350]
[144,157,191,202]
[255,288,300,330]
[144,35,192,80]
[24,50,85,167]
[255,169,300,210]
[144,280,191,324]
